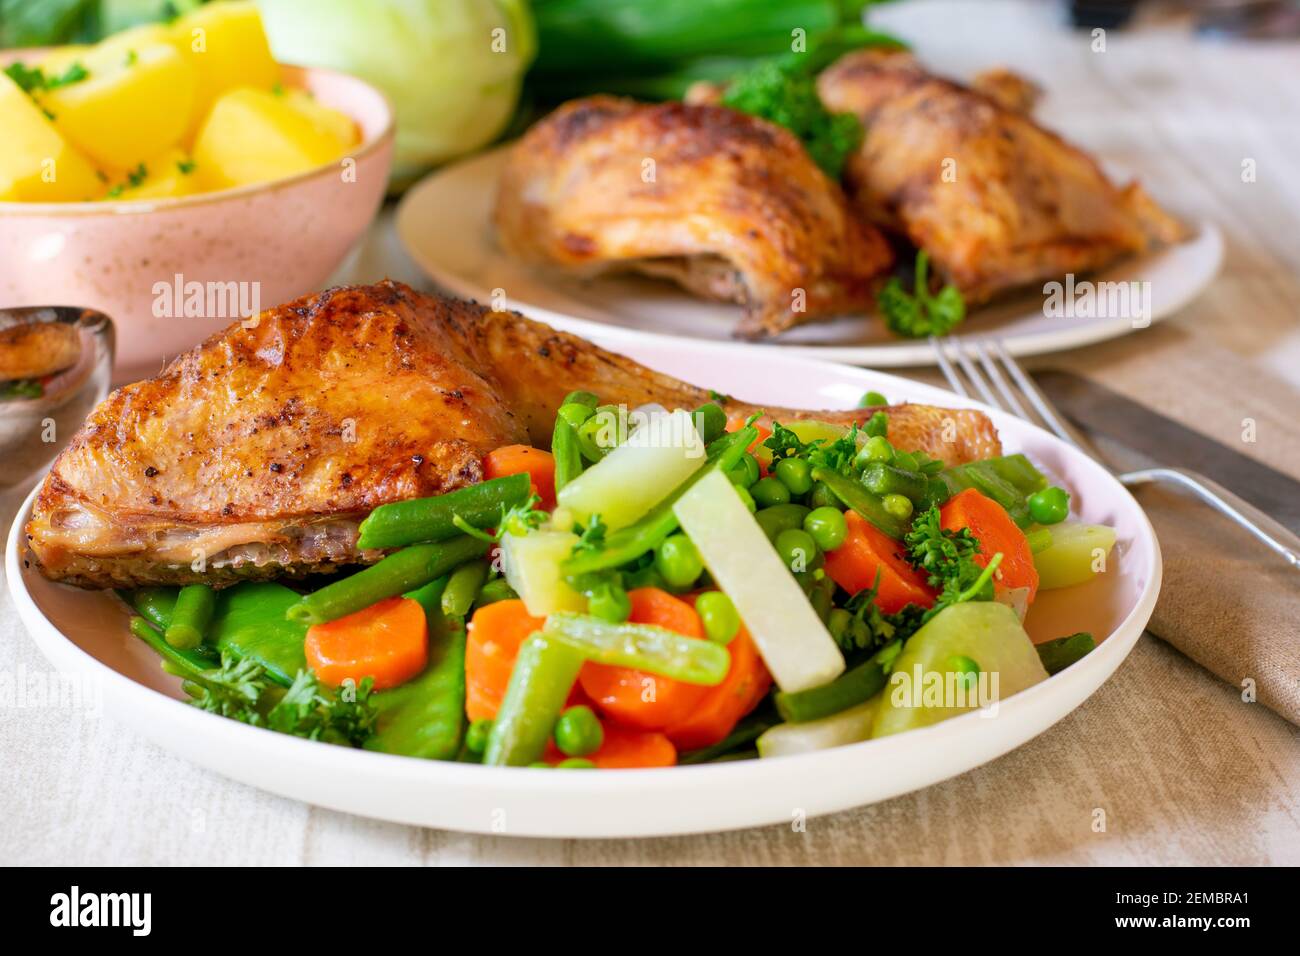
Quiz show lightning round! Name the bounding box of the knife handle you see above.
[1121,467,1300,570]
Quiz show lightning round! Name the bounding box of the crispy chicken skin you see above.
[817,50,1187,304]
[26,281,999,589]
[493,95,893,339]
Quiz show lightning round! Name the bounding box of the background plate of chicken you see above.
[397,50,1221,366]
[7,282,1159,837]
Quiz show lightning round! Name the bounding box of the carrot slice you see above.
[664,620,771,751]
[305,596,428,690]
[465,599,548,721]
[484,444,556,509]
[940,488,1039,602]
[726,412,772,455]
[546,722,677,769]
[823,510,936,613]
[579,588,711,731]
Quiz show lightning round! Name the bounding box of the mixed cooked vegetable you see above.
[121,392,1118,768]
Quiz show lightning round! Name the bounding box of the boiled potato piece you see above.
[1034,523,1118,590]
[282,88,358,149]
[41,42,196,170]
[171,0,279,140]
[192,88,348,190]
[0,73,103,202]
[109,148,200,201]
[872,602,1048,738]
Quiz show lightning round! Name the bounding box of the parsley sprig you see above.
[878,250,966,338]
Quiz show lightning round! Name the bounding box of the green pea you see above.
[554,705,604,757]
[775,528,819,572]
[803,506,848,551]
[751,476,791,508]
[465,718,493,755]
[655,533,704,589]
[948,655,980,692]
[863,435,894,463]
[808,481,838,510]
[773,457,813,497]
[733,484,758,513]
[691,403,728,444]
[882,493,913,520]
[727,453,760,489]
[1028,486,1070,525]
[858,390,888,408]
[754,503,811,542]
[556,757,597,769]
[864,411,888,438]
[588,581,631,623]
[696,591,740,645]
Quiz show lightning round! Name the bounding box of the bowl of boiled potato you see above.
[0,2,394,380]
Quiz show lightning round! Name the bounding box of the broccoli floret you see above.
[721,59,862,179]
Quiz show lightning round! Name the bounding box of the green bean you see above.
[123,587,178,633]
[562,390,600,409]
[1036,632,1096,675]
[810,466,905,539]
[774,641,899,722]
[679,709,780,764]
[165,584,216,650]
[561,425,757,577]
[860,462,929,503]
[129,616,217,678]
[552,413,585,494]
[441,559,490,620]
[365,601,468,760]
[1025,527,1054,554]
[287,535,491,625]
[355,474,530,550]
[484,634,585,766]
[544,612,730,685]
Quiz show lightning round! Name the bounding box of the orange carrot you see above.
[484,444,556,509]
[579,588,711,732]
[940,488,1039,602]
[726,411,772,456]
[465,599,548,721]
[546,722,678,769]
[305,596,428,690]
[664,620,771,751]
[823,510,936,613]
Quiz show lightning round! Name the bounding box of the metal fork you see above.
[930,336,1300,570]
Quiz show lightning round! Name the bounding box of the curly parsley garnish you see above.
[878,250,966,338]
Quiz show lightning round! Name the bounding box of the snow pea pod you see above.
[365,577,468,761]
[210,582,310,687]
[124,587,178,632]
[810,466,905,540]
[355,473,531,550]
[544,612,729,685]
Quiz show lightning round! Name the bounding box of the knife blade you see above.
[1035,369,1300,535]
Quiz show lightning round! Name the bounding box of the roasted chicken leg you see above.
[26,281,999,589]
[493,96,894,340]
[817,50,1187,304]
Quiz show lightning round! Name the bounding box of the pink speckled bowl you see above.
[0,62,394,382]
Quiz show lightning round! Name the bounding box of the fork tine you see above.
[949,337,1004,411]
[973,340,1032,421]
[929,335,969,398]
[989,340,1082,449]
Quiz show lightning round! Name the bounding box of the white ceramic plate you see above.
[7,343,1160,837]
[396,146,1223,366]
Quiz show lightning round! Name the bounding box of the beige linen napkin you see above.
[1137,483,1300,724]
